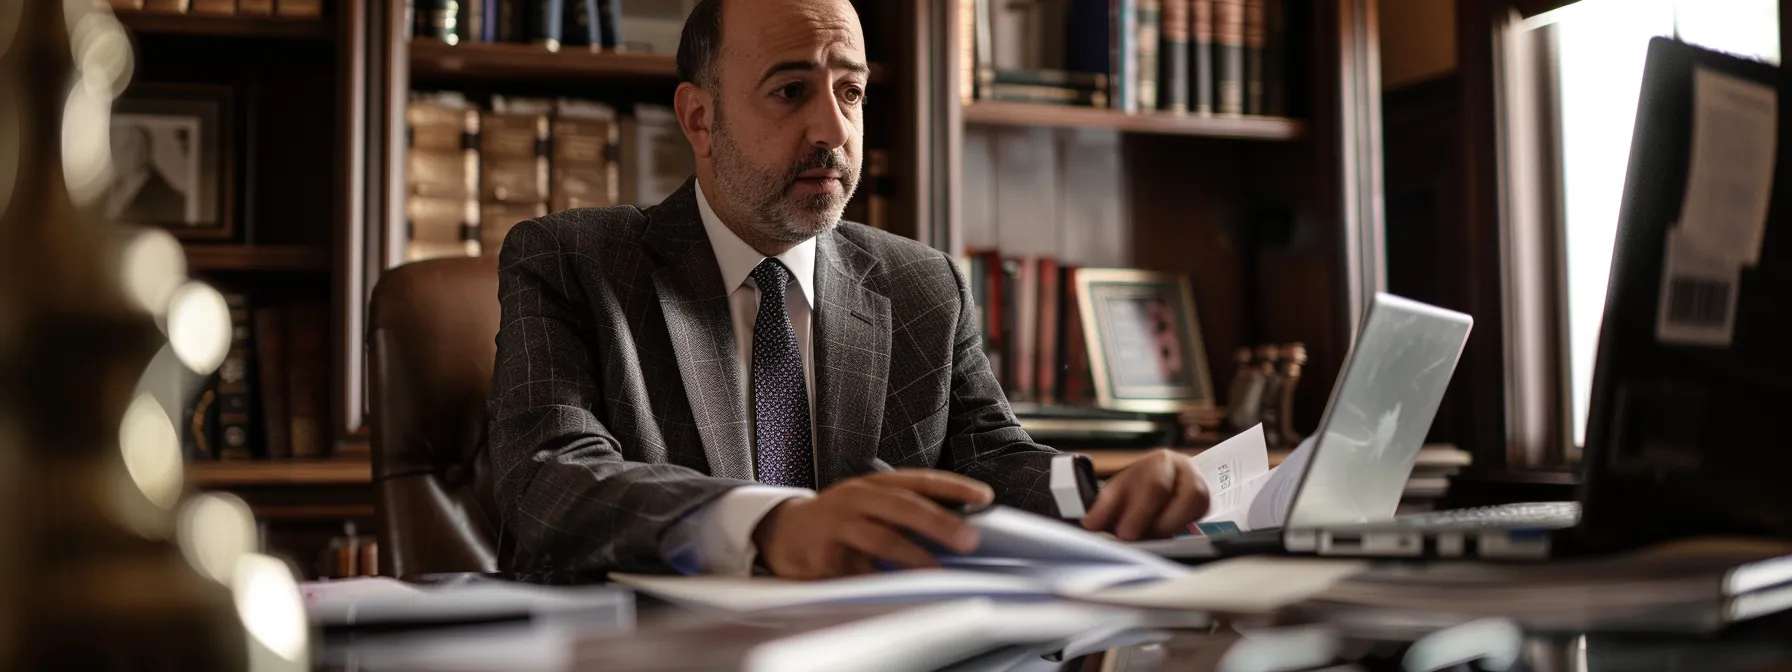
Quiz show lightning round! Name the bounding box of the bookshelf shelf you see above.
[962,101,1304,140]
[114,10,333,40]
[189,457,372,488]
[410,38,679,81]
[184,244,331,272]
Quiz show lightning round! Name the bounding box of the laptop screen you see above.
[1283,293,1473,528]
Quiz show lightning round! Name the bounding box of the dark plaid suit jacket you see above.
[486,178,1060,573]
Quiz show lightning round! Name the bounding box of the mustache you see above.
[783,149,856,186]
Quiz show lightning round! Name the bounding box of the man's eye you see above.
[841,87,864,105]
[775,82,805,100]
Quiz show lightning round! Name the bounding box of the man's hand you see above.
[752,469,993,579]
[1082,448,1210,541]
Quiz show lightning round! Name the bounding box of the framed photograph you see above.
[1073,268,1215,413]
[107,84,235,239]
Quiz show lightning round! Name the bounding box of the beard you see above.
[709,107,861,245]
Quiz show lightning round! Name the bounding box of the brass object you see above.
[0,0,244,668]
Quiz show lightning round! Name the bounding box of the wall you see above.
[1379,0,1459,88]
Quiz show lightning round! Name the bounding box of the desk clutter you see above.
[307,508,1792,671]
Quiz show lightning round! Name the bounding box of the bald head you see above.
[672,0,869,255]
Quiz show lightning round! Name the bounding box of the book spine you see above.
[1065,0,1113,107]
[1243,0,1264,115]
[1263,0,1285,117]
[1214,0,1244,115]
[563,0,598,46]
[1115,0,1137,112]
[142,0,189,11]
[237,0,271,14]
[217,294,254,461]
[1034,257,1061,405]
[184,380,218,461]
[109,0,147,10]
[254,306,291,460]
[1135,0,1159,112]
[1190,0,1213,115]
[1158,0,1189,112]
[530,0,564,49]
[191,0,236,14]
[273,0,321,17]
[596,0,620,49]
[287,302,330,459]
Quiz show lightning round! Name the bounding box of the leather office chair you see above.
[367,255,505,578]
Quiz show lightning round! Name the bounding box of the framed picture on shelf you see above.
[1073,268,1215,413]
[106,83,235,240]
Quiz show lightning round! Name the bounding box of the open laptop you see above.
[1135,291,1475,558]
[1280,37,1792,560]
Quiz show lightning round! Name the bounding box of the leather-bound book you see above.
[237,0,272,15]
[1213,0,1244,115]
[406,93,480,261]
[274,0,320,17]
[480,201,547,256]
[481,96,551,205]
[286,302,330,459]
[1190,0,1213,115]
[1243,0,1265,115]
[1158,0,1190,112]
[191,0,235,14]
[254,305,290,460]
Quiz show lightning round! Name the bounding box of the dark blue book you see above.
[563,0,599,46]
[597,0,621,49]
[526,0,565,48]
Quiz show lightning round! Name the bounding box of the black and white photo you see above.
[108,84,234,239]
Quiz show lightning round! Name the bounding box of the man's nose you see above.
[805,91,852,151]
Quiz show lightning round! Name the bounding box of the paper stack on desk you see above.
[612,505,1194,613]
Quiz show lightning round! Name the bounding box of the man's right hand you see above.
[751,469,993,579]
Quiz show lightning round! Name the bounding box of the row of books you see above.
[404,92,692,261]
[962,251,1097,407]
[961,0,1288,116]
[404,91,894,263]
[184,295,332,461]
[107,0,321,16]
[408,0,688,54]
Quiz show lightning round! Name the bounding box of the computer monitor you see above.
[1576,37,1792,552]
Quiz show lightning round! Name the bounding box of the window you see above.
[1523,0,1778,447]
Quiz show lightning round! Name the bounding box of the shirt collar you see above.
[695,178,817,307]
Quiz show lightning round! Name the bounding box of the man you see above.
[487,0,1210,579]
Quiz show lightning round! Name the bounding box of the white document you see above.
[609,569,1051,613]
[1246,434,1318,530]
[1190,424,1272,514]
[954,506,1191,580]
[301,576,633,628]
[1075,557,1367,613]
[1679,67,1778,266]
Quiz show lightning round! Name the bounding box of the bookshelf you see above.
[409,38,679,80]
[183,244,332,272]
[189,457,372,488]
[962,101,1305,140]
[113,9,334,40]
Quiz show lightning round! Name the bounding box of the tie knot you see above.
[751,258,791,294]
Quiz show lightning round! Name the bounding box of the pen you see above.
[864,457,992,517]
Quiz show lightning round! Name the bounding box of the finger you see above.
[1151,461,1211,538]
[1082,483,1126,532]
[1114,476,1170,542]
[838,521,940,570]
[842,551,879,576]
[855,489,979,554]
[862,469,995,504]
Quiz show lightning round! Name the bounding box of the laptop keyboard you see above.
[1372,501,1582,531]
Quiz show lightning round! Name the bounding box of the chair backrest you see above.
[367,255,503,578]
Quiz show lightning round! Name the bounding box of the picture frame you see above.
[1073,268,1215,414]
[106,83,235,240]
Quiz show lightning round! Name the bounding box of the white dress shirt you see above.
[659,180,820,576]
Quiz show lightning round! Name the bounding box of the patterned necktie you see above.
[749,258,815,489]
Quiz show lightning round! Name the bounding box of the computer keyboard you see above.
[1385,501,1582,530]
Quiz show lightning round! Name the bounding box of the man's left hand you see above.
[1080,448,1210,541]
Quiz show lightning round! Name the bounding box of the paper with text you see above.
[1679,67,1778,266]
[1190,424,1272,514]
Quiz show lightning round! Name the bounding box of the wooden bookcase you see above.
[116,0,1386,575]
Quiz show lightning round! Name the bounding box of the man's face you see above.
[701,0,868,244]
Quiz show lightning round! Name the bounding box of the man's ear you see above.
[674,82,715,159]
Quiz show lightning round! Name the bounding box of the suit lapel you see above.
[646,180,754,481]
[811,230,891,487]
